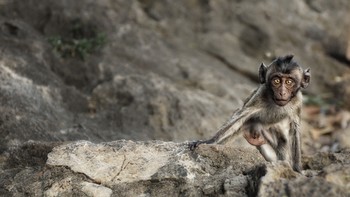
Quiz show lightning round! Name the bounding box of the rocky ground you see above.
[0,0,350,196]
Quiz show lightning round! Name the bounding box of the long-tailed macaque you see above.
[189,55,310,172]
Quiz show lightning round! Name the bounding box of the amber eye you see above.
[285,79,294,86]
[273,78,280,85]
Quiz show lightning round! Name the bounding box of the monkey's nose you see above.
[279,92,286,97]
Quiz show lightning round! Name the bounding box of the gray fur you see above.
[189,55,310,173]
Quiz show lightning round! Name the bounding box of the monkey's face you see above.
[269,75,297,106]
[259,55,311,107]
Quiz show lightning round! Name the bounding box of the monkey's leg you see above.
[261,128,278,148]
[275,141,288,161]
[290,122,302,172]
[251,127,278,162]
[263,121,291,160]
[272,120,302,172]
[257,144,277,162]
[260,128,289,161]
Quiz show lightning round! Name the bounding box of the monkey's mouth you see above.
[274,98,289,106]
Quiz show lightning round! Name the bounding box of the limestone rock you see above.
[1,140,266,196]
[256,161,349,197]
[2,141,350,196]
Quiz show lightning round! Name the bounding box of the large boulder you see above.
[1,140,349,196]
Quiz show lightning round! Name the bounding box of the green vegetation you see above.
[48,21,106,60]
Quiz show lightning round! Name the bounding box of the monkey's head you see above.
[259,55,310,106]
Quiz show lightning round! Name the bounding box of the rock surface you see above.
[0,0,350,196]
[0,0,350,148]
[1,140,350,196]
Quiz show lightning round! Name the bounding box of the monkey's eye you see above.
[285,79,294,86]
[272,78,280,85]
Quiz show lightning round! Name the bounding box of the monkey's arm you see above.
[189,107,261,150]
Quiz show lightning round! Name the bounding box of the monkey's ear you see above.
[259,63,267,84]
[301,68,311,88]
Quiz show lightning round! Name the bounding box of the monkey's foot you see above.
[188,140,207,151]
[293,163,302,173]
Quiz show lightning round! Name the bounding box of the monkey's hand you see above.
[188,140,213,151]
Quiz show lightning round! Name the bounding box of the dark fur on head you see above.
[273,55,300,74]
[259,54,301,84]
[276,54,294,64]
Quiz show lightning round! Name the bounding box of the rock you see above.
[257,162,301,197]
[44,180,113,197]
[257,161,349,197]
[46,140,178,184]
[0,0,349,148]
[45,141,263,186]
[80,182,113,197]
[88,73,240,142]
[1,140,265,196]
[303,148,350,171]
[2,141,350,196]
[223,174,249,196]
[323,164,350,193]
[0,0,350,196]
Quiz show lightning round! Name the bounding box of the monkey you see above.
[189,55,310,172]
